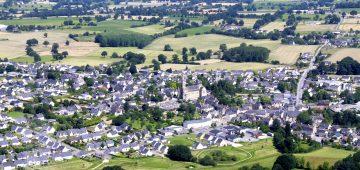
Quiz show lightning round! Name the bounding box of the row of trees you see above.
[221,43,270,63]
[95,33,153,49]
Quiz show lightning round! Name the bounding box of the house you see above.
[192,142,207,150]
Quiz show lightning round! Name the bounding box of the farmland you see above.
[325,48,360,63]
[339,18,360,31]
[176,26,214,36]
[0,17,76,26]
[260,21,285,32]
[270,45,319,64]
[295,147,355,169]
[161,60,279,71]
[145,34,281,53]
[126,24,167,35]
[296,22,337,34]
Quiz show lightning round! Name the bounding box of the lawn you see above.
[168,134,197,147]
[270,45,319,64]
[325,48,360,63]
[176,26,215,36]
[30,158,97,170]
[295,147,354,169]
[195,146,250,165]
[7,111,25,118]
[126,24,167,35]
[260,21,285,32]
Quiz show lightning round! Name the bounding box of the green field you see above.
[0,17,81,26]
[168,134,197,147]
[7,111,25,118]
[35,139,354,170]
[126,24,167,35]
[295,147,355,169]
[145,34,281,54]
[176,26,215,36]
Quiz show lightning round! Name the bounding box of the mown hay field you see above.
[326,48,360,62]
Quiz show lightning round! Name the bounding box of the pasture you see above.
[339,18,360,31]
[260,21,285,32]
[295,147,354,169]
[0,31,71,58]
[296,22,337,34]
[145,34,281,53]
[242,18,258,28]
[176,26,214,36]
[126,24,167,35]
[325,48,360,62]
[270,45,319,64]
[161,60,279,71]
[0,17,80,26]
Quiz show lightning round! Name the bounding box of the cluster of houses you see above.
[0,60,358,169]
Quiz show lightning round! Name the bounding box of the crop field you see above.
[296,22,337,33]
[325,48,360,63]
[339,18,360,31]
[270,45,319,64]
[0,17,80,26]
[260,21,285,32]
[0,31,71,58]
[126,24,167,35]
[242,18,258,28]
[295,147,354,169]
[88,47,176,66]
[176,26,215,36]
[161,59,279,71]
[145,34,281,53]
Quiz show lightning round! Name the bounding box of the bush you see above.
[199,155,217,166]
[167,145,194,162]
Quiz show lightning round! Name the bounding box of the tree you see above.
[152,59,160,71]
[51,43,59,54]
[102,165,124,170]
[65,40,70,46]
[101,51,108,57]
[190,47,197,55]
[172,54,180,64]
[44,32,48,38]
[33,53,41,62]
[129,64,137,74]
[219,44,227,52]
[182,47,188,56]
[199,155,216,166]
[164,44,173,51]
[350,10,358,16]
[62,51,69,58]
[167,145,194,162]
[111,52,120,58]
[43,40,50,47]
[84,77,94,86]
[158,54,167,64]
[272,154,297,170]
[182,53,188,63]
[26,38,38,46]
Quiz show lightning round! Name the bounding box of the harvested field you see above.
[260,21,285,32]
[326,48,360,62]
[339,18,360,31]
[270,45,319,64]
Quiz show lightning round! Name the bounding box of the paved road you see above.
[295,43,327,106]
